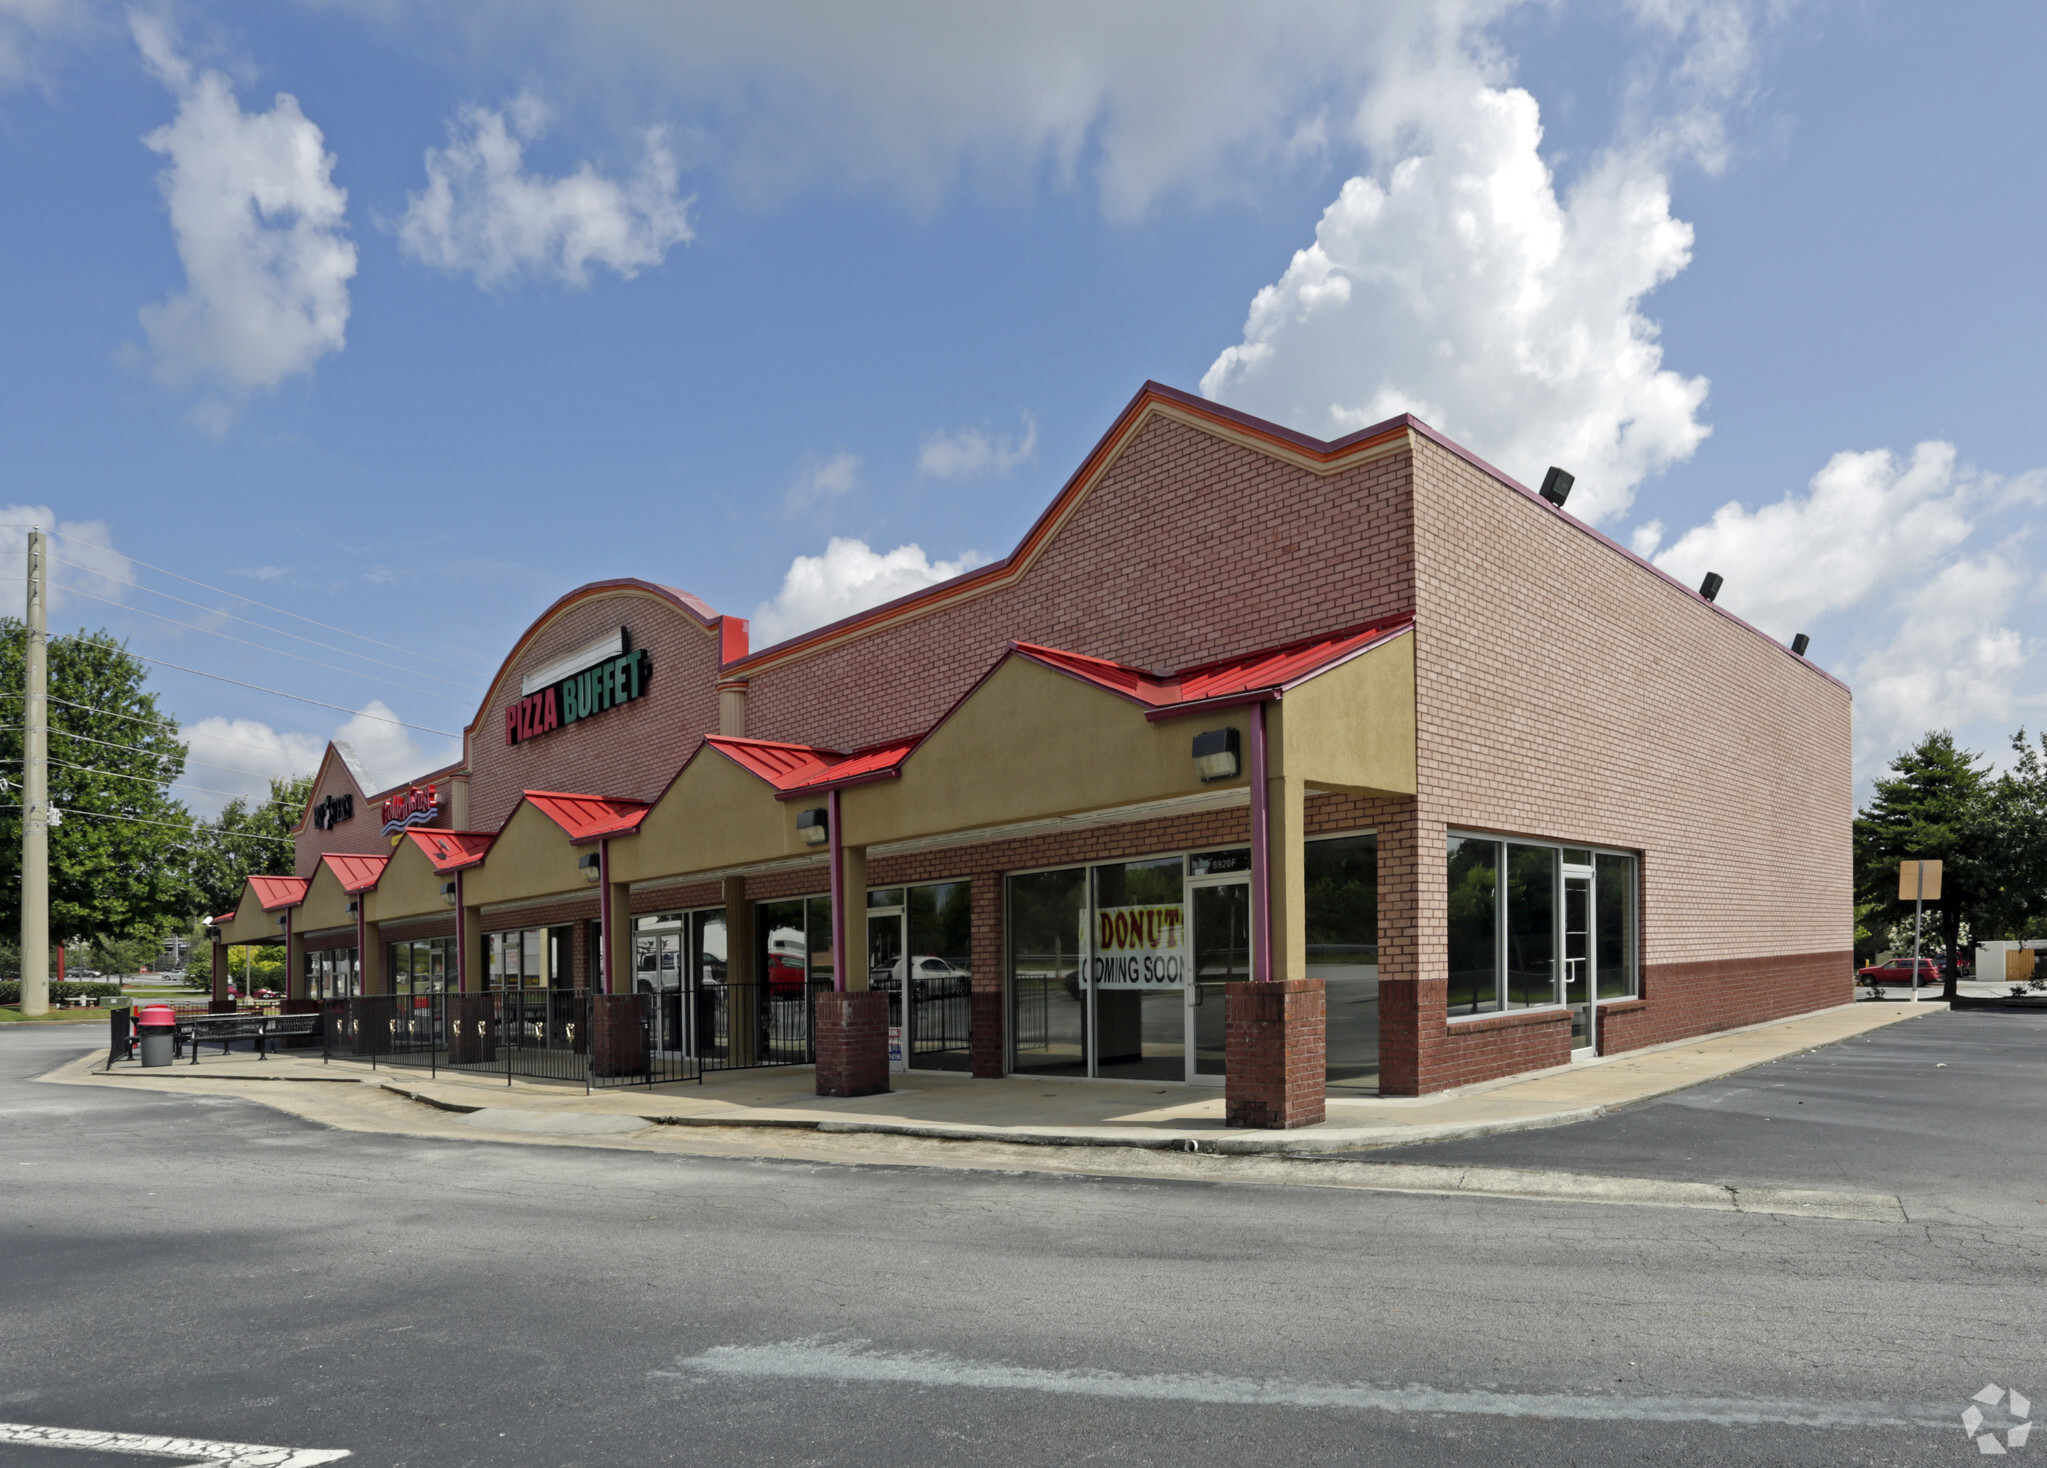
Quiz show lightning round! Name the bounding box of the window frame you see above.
[1443,829,1640,1025]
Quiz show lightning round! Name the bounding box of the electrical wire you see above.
[1,754,308,813]
[5,724,317,788]
[47,555,484,694]
[122,652,458,737]
[3,694,339,758]
[42,527,493,677]
[0,803,296,845]
[52,581,475,705]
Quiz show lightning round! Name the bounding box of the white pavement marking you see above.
[0,1422,349,1466]
[655,1339,1951,1431]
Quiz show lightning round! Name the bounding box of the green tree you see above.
[1853,731,1995,1002]
[0,620,199,951]
[190,773,313,920]
[1977,729,2047,942]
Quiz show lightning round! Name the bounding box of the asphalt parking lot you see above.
[2,1009,2041,1466]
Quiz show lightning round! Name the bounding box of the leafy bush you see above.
[0,979,125,1006]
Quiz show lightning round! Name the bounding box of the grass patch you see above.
[0,1005,113,1024]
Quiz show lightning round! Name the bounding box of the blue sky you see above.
[1,1,2041,813]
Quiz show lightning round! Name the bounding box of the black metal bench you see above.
[176,1012,322,1063]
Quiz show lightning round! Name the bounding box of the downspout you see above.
[354,898,366,998]
[454,870,468,993]
[1250,700,1271,984]
[283,909,294,998]
[598,836,612,996]
[828,787,846,992]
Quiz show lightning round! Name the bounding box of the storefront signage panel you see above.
[1090,903,1187,988]
[505,647,650,746]
[381,783,439,835]
[311,793,354,830]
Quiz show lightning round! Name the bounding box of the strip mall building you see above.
[209,383,1851,1126]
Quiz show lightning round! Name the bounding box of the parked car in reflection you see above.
[870,955,971,1000]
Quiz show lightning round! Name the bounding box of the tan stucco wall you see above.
[1267,633,1417,797]
[610,751,814,884]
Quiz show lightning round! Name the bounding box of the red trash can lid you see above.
[136,1004,177,1027]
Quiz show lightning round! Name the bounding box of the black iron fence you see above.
[323,978,833,1088]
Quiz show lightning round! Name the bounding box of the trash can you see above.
[136,1004,177,1068]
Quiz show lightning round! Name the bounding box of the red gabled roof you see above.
[401,828,495,872]
[1011,614,1415,720]
[522,790,652,843]
[247,875,309,911]
[705,735,921,799]
[320,853,389,894]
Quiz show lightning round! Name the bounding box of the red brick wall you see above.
[465,589,725,832]
[742,414,1417,750]
[1600,950,1854,1054]
[291,755,382,879]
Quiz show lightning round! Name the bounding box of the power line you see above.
[46,554,484,694]
[53,582,474,705]
[123,652,459,737]
[4,694,330,758]
[5,724,316,788]
[2,754,308,812]
[0,803,296,845]
[42,528,493,678]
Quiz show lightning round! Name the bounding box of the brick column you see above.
[970,871,1004,1078]
[589,992,647,1078]
[1224,978,1325,1128]
[815,989,888,1097]
[1375,802,1431,1096]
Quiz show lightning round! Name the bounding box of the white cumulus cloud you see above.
[1852,556,2028,768]
[918,414,1037,481]
[132,15,355,418]
[784,450,863,516]
[751,538,987,648]
[0,507,133,616]
[397,93,693,288]
[182,701,461,820]
[1202,81,1708,525]
[1648,442,1977,641]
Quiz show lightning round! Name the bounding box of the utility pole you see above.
[20,528,49,1016]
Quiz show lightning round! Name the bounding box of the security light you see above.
[1192,727,1242,782]
[1699,572,1723,603]
[1792,633,1811,657]
[441,881,457,906]
[579,853,602,883]
[346,900,358,915]
[797,807,829,847]
[277,915,288,929]
[1539,467,1575,508]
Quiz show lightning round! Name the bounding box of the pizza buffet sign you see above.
[1089,904,1187,989]
[505,644,651,746]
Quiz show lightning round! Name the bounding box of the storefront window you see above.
[1307,834,1378,1088]
[907,881,973,1071]
[1595,853,1638,999]
[1008,867,1086,1076]
[1446,837,1501,1015]
[1090,857,1185,1081]
[1447,834,1638,1020]
[304,947,359,1000]
[1506,844,1557,1009]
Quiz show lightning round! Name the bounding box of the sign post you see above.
[1898,860,1944,1002]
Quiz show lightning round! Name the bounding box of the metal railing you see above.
[323,977,833,1088]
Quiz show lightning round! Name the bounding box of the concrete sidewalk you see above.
[55,998,1939,1156]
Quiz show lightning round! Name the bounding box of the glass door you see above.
[1189,880,1250,1082]
[1563,865,1594,1056]
[867,905,907,1071]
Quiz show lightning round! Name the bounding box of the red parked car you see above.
[1856,958,1945,986]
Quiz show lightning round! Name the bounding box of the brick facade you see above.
[1224,979,1326,1129]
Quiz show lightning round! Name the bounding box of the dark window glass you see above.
[908,881,974,1072]
[805,895,834,990]
[758,899,806,1001]
[1190,848,1251,877]
[1008,868,1086,1076]
[867,888,904,909]
[1446,837,1500,1015]
[1307,834,1378,1088]
[1596,853,1637,999]
[1506,844,1558,1008]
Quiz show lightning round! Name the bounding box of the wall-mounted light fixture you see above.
[346,900,358,915]
[1792,633,1811,657]
[204,926,221,941]
[1192,727,1242,782]
[797,807,829,848]
[1699,571,1723,602]
[579,852,602,884]
[277,915,289,929]
[441,880,458,907]
[1539,466,1575,508]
